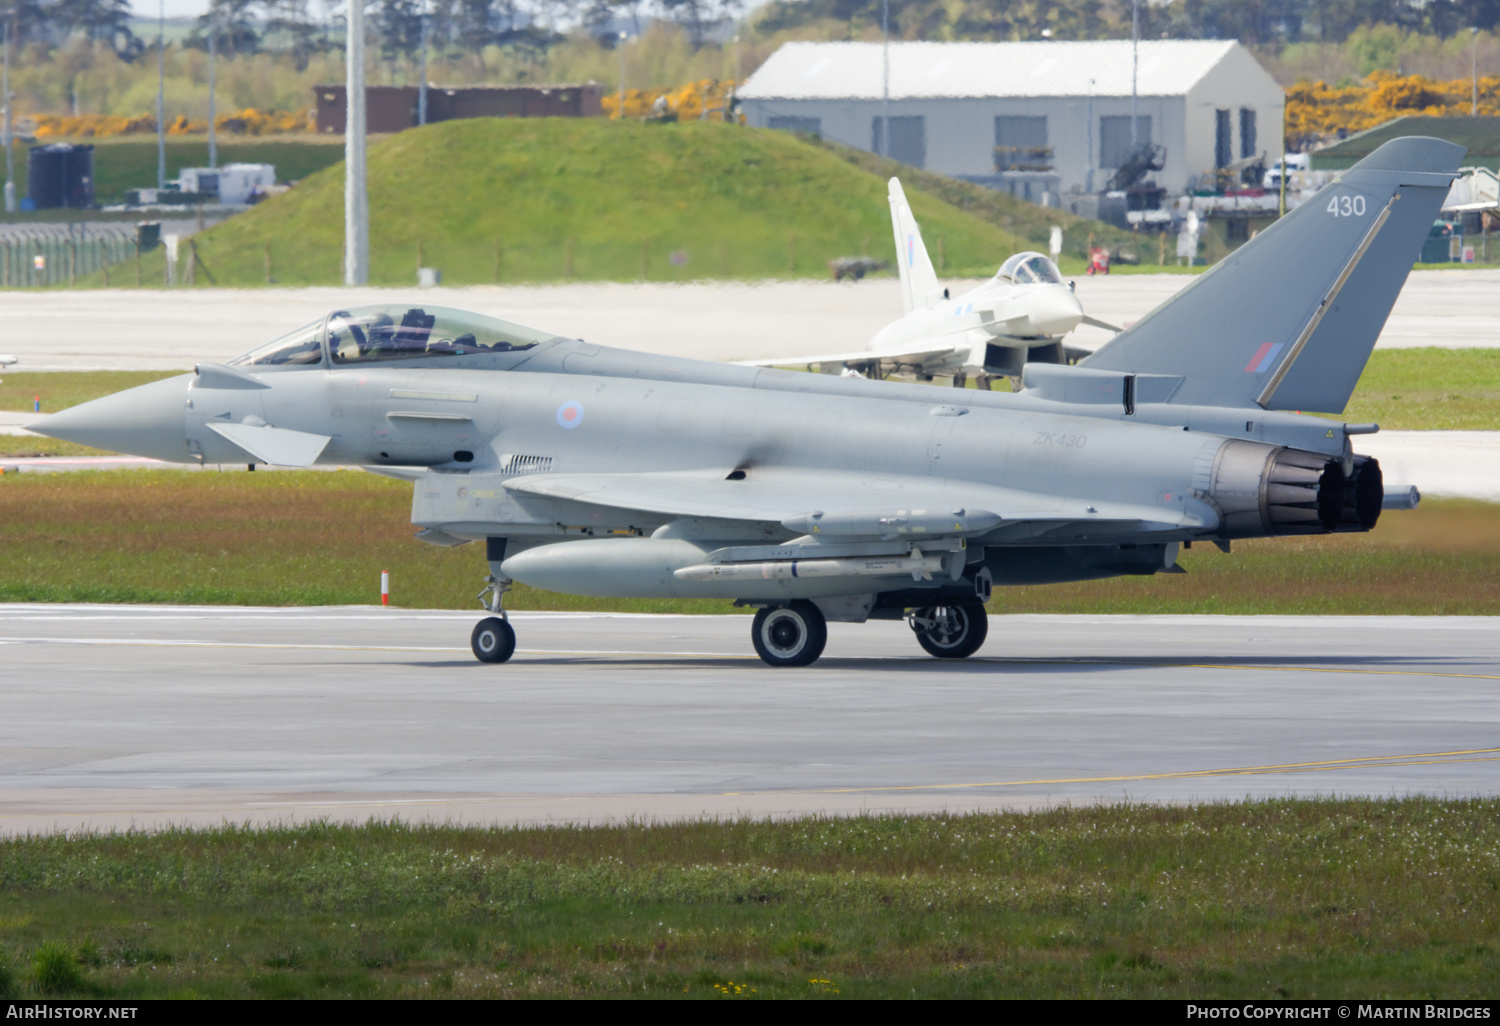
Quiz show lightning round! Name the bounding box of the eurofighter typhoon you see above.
[741,177,1118,387]
[36,138,1457,667]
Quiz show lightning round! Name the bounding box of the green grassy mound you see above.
[130,119,1047,286]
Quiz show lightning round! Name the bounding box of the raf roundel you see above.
[556,400,585,429]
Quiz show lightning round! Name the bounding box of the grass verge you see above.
[0,799,1496,998]
[1339,348,1500,429]
[0,468,1496,613]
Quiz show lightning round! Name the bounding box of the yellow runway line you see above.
[1180,662,1500,681]
[973,656,1500,682]
[719,746,1500,795]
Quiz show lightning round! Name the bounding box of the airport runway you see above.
[1,268,1496,371]
[1,605,1496,835]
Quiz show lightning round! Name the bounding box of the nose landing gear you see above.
[472,573,516,664]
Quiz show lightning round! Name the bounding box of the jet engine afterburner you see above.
[1206,439,1383,539]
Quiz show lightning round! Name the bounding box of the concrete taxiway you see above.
[1,605,1496,835]
[1,269,1497,372]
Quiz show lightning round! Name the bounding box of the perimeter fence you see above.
[0,226,141,287]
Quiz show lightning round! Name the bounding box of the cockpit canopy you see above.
[227,305,554,369]
[996,251,1064,285]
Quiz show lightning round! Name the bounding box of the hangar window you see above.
[872,116,925,168]
[228,319,325,367]
[1215,109,1233,168]
[328,305,549,364]
[1239,107,1257,159]
[994,115,1051,171]
[1099,115,1151,168]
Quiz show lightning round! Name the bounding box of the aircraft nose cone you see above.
[32,374,193,461]
[1028,284,1085,337]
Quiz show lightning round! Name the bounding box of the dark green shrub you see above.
[30,942,84,996]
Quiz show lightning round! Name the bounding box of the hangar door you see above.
[872,116,925,168]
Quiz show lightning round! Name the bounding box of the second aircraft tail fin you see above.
[888,178,943,314]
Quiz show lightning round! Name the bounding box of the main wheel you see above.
[471,617,516,664]
[751,601,828,667]
[909,604,989,659]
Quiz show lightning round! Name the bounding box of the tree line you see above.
[755,0,1500,47]
[3,0,139,58]
[0,0,744,69]
[7,0,1496,73]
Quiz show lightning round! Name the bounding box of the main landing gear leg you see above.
[909,603,989,659]
[472,574,516,664]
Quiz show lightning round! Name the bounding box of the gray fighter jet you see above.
[36,137,1457,667]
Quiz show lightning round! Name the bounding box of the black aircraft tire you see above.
[751,601,828,667]
[910,604,989,659]
[471,617,516,664]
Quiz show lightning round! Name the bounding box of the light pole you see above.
[156,0,166,191]
[3,9,15,213]
[1471,27,1480,117]
[880,0,890,158]
[616,30,626,119]
[345,0,368,285]
[1130,0,1139,147]
[207,7,217,170]
[417,1,429,127]
[1085,77,1094,193]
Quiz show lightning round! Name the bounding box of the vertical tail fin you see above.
[1080,137,1464,412]
[889,177,943,314]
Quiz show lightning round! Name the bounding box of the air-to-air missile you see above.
[35,138,1457,667]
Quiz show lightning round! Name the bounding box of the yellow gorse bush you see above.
[600,79,740,122]
[1287,71,1500,148]
[31,107,316,139]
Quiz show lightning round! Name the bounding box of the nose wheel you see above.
[472,573,516,664]
[751,600,828,667]
[909,604,988,659]
[471,617,516,663]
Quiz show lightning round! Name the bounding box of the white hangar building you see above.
[736,39,1285,203]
